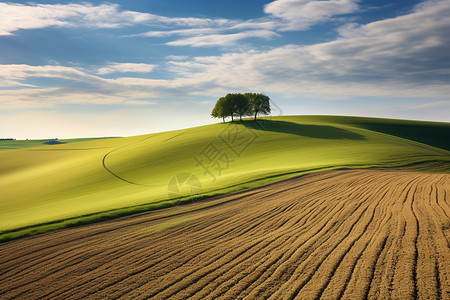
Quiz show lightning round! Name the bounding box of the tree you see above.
[211,92,270,122]
[245,93,271,120]
[223,94,236,122]
[226,93,249,121]
[211,97,228,122]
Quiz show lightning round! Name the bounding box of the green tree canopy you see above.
[244,93,271,120]
[227,93,249,121]
[211,92,271,122]
[211,96,228,122]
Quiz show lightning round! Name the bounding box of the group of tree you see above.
[211,93,270,122]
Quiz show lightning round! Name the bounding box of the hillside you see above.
[0,115,449,240]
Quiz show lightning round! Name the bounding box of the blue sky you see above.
[0,0,449,139]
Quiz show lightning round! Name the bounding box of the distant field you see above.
[0,169,448,299]
[0,115,449,239]
[0,137,115,150]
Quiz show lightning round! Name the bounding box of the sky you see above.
[0,0,449,139]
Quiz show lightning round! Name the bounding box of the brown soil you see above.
[0,169,449,299]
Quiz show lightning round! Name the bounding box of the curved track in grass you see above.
[0,168,448,299]
[101,134,162,187]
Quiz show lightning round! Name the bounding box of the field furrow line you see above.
[191,191,353,299]
[239,172,394,299]
[390,175,422,299]
[294,180,392,299]
[414,176,442,299]
[241,188,359,298]
[228,197,349,298]
[267,194,373,299]
[379,175,420,299]
[322,184,394,300]
[363,174,412,299]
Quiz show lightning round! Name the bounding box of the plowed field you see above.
[0,169,449,299]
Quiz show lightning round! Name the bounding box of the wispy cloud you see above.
[264,0,360,30]
[97,63,156,75]
[0,2,231,36]
[410,100,450,109]
[0,64,104,86]
[167,30,280,47]
[0,64,215,109]
[0,3,147,35]
[165,55,190,61]
[129,27,229,38]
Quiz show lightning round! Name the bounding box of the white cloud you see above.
[0,3,146,34]
[0,86,129,110]
[167,30,280,47]
[165,55,190,61]
[0,64,104,85]
[97,63,156,75]
[125,100,158,105]
[230,19,281,31]
[129,28,222,38]
[264,0,360,30]
[0,64,216,109]
[0,2,231,35]
[410,100,450,109]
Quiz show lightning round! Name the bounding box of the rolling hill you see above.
[0,115,449,241]
[0,137,115,151]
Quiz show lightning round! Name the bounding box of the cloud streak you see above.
[0,2,232,36]
[166,30,280,47]
[264,0,360,30]
[97,63,156,75]
[0,64,217,109]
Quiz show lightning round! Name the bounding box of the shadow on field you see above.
[242,120,365,140]
[355,122,450,151]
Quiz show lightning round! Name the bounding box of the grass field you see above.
[0,137,114,151]
[0,169,448,299]
[0,115,449,240]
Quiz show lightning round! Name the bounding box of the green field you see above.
[1,115,449,241]
[0,137,115,150]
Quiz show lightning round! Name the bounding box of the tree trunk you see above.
[254,111,257,120]
[231,115,234,122]
[222,116,225,122]
[240,114,242,121]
